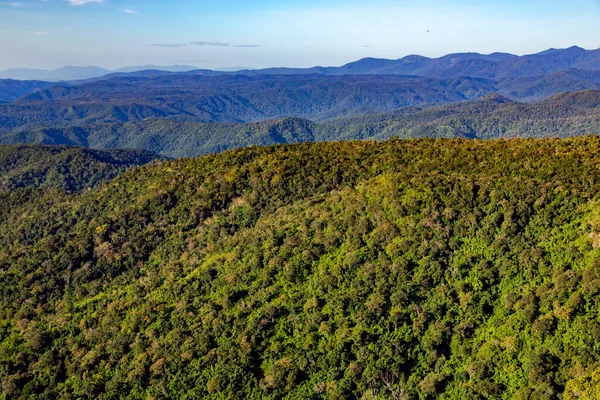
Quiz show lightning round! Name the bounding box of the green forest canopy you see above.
[2,138,600,398]
[0,144,161,192]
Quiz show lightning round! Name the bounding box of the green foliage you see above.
[2,138,600,399]
[0,144,162,192]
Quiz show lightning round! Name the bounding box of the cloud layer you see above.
[151,44,186,48]
[151,42,263,49]
[189,41,230,47]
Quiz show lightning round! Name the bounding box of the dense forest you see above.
[2,138,600,398]
[3,91,600,158]
[0,145,161,192]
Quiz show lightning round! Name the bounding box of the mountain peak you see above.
[398,54,432,62]
[535,46,586,56]
[476,93,514,104]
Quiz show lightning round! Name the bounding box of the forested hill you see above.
[0,79,55,103]
[4,90,600,158]
[3,138,600,398]
[0,144,161,192]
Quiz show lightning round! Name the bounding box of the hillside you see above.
[2,138,600,398]
[496,69,600,102]
[4,91,600,158]
[0,118,321,158]
[0,145,161,192]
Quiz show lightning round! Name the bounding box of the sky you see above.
[0,0,599,70]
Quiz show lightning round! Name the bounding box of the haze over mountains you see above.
[327,46,600,78]
[0,45,599,158]
[1,46,598,82]
[0,65,199,82]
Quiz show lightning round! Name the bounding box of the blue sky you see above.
[0,0,599,70]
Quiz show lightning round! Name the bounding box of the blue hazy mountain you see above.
[0,65,198,82]
[2,46,598,82]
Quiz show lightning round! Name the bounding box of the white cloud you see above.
[122,8,137,14]
[0,1,24,7]
[67,0,103,5]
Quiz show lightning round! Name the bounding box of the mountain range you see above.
[2,69,600,132]
[324,46,600,78]
[0,45,599,158]
[3,90,600,158]
[1,46,598,82]
[0,74,502,130]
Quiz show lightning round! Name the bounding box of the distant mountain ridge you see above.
[0,66,111,82]
[325,46,600,79]
[0,65,199,82]
[108,46,600,79]
[1,46,598,82]
[91,46,600,81]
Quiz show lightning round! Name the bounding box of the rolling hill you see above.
[0,79,55,103]
[0,144,162,192]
